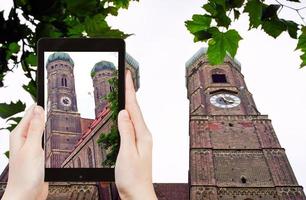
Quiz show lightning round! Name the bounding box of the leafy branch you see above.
[275,0,306,25]
[185,0,306,68]
[0,0,137,158]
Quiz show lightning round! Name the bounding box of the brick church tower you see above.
[91,61,116,117]
[186,48,306,200]
[45,52,82,168]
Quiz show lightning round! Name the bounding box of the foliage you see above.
[0,0,136,157]
[4,151,9,158]
[185,0,306,67]
[97,74,119,167]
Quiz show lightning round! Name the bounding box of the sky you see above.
[0,0,305,189]
[44,51,118,119]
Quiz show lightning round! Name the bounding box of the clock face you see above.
[210,94,241,108]
[60,96,72,106]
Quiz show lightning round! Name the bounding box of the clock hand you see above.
[219,97,227,104]
[224,97,234,103]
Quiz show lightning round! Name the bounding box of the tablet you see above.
[37,38,125,182]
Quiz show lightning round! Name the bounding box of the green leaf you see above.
[6,117,22,123]
[283,20,298,39]
[64,16,85,37]
[296,30,306,67]
[85,14,128,38]
[214,5,231,28]
[227,0,245,8]
[207,29,242,65]
[203,3,217,16]
[25,53,37,66]
[0,100,26,119]
[185,14,212,34]
[5,42,20,60]
[300,52,306,68]
[65,0,97,17]
[210,0,226,8]
[4,151,9,158]
[22,79,37,101]
[35,23,62,38]
[296,31,306,51]
[193,30,212,42]
[244,0,264,28]
[262,4,280,20]
[8,42,20,54]
[85,14,109,36]
[5,117,22,132]
[111,0,131,9]
[262,19,287,38]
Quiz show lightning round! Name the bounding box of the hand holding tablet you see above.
[37,38,125,181]
[2,38,157,199]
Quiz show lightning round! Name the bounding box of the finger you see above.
[24,106,45,149]
[125,71,150,140]
[36,182,49,200]
[10,104,36,156]
[117,110,137,154]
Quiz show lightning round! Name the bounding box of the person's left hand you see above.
[2,104,48,200]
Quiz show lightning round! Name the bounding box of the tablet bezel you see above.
[37,38,125,182]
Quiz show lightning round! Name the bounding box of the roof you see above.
[126,53,140,90]
[185,47,241,71]
[126,53,139,70]
[47,52,74,67]
[80,118,94,135]
[91,61,116,77]
[154,183,189,200]
[74,107,110,148]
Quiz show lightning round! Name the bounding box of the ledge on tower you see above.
[185,47,241,71]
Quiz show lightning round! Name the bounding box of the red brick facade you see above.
[186,48,306,200]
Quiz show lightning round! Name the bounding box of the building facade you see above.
[186,48,306,200]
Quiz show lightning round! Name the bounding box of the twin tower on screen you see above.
[44,52,139,168]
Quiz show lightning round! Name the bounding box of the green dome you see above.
[47,52,74,67]
[91,61,116,77]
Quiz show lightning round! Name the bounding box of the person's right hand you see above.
[1,105,48,200]
[115,71,157,200]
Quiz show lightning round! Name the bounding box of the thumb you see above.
[25,106,45,149]
[117,110,137,153]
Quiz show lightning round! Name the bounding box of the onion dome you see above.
[91,61,116,77]
[46,52,74,67]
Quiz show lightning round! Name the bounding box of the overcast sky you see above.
[0,0,305,189]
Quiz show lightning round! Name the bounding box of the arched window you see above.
[95,87,99,98]
[88,147,93,168]
[77,157,81,167]
[61,76,67,87]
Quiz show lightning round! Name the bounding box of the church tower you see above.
[91,61,116,117]
[186,48,305,200]
[45,52,82,168]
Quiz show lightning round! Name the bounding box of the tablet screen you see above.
[44,51,119,169]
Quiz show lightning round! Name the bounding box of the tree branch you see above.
[275,0,306,25]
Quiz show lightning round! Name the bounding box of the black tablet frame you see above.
[37,38,125,182]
